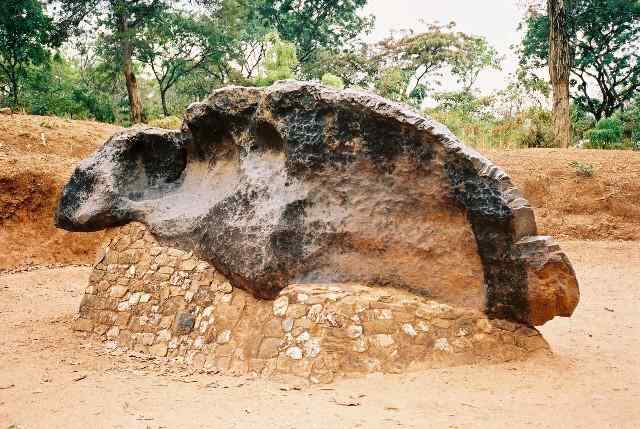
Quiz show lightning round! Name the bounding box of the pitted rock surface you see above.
[56,81,579,325]
[75,223,550,381]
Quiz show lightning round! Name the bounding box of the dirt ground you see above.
[1,240,638,429]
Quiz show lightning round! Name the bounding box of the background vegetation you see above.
[0,0,638,150]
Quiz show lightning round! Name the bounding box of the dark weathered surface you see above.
[55,81,579,325]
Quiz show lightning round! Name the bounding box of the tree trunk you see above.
[123,58,144,123]
[160,88,169,117]
[118,10,144,124]
[548,0,572,148]
[551,80,571,145]
[10,77,18,109]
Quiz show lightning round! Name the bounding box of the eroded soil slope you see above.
[0,114,121,270]
[1,114,639,270]
[489,149,640,241]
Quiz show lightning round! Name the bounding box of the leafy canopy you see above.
[374,22,501,105]
[255,31,298,86]
[450,34,502,93]
[0,0,58,106]
[253,0,373,64]
[135,10,232,115]
[521,0,640,120]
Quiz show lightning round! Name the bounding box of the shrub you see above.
[585,116,623,149]
[321,73,345,90]
[427,106,554,150]
[148,116,182,129]
[620,98,640,150]
[571,104,596,143]
[569,161,594,177]
[514,108,553,148]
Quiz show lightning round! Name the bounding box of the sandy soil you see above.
[0,240,638,429]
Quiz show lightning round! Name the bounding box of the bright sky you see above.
[363,0,530,95]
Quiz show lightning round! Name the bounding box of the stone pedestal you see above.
[74,223,549,383]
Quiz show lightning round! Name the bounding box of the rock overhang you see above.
[55,80,579,326]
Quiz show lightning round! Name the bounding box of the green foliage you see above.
[321,73,344,90]
[0,0,58,107]
[21,55,116,122]
[374,23,462,104]
[148,115,182,129]
[56,0,173,122]
[619,97,640,150]
[515,108,553,149]
[374,67,413,104]
[374,22,501,106]
[253,32,298,86]
[586,116,624,149]
[570,104,595,143]
[449,34,502,92]
[253,0,373,65]
[428,108,499,149]
[135,10,231,116]
[569,161,595,178]
[521,0,640,120]
[572,98,640,150]
[303,45,377,88]
[493,68,550,117]
[428,103,554,150]
[432,91,493,118]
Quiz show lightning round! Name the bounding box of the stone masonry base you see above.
[73,223,550,383]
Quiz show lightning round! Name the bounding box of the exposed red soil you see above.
[0,114,121,270]
[488,148,640,241]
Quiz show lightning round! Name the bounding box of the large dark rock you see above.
[55,81,579,325]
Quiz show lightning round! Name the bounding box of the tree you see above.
[70,31,131,121]
[253,0,373,66]
[432,91,493,118]
[302,44,378,88]
[23,54,117,121]
[53,0,167,123]
[375,23,460,101]
[522,0,640,122]
[197,0,269,81]
[114,1,162,123]
[196,0,373,77]
[450,34,502,93]
[494,68,550,117]
[374,23,494,105]
[254,32,298,86]
[0,0,57,108]
[135,11,230,116]
[547,0,572,147]
[374,67,416,104]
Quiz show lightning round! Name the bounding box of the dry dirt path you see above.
[0,241,639,429]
